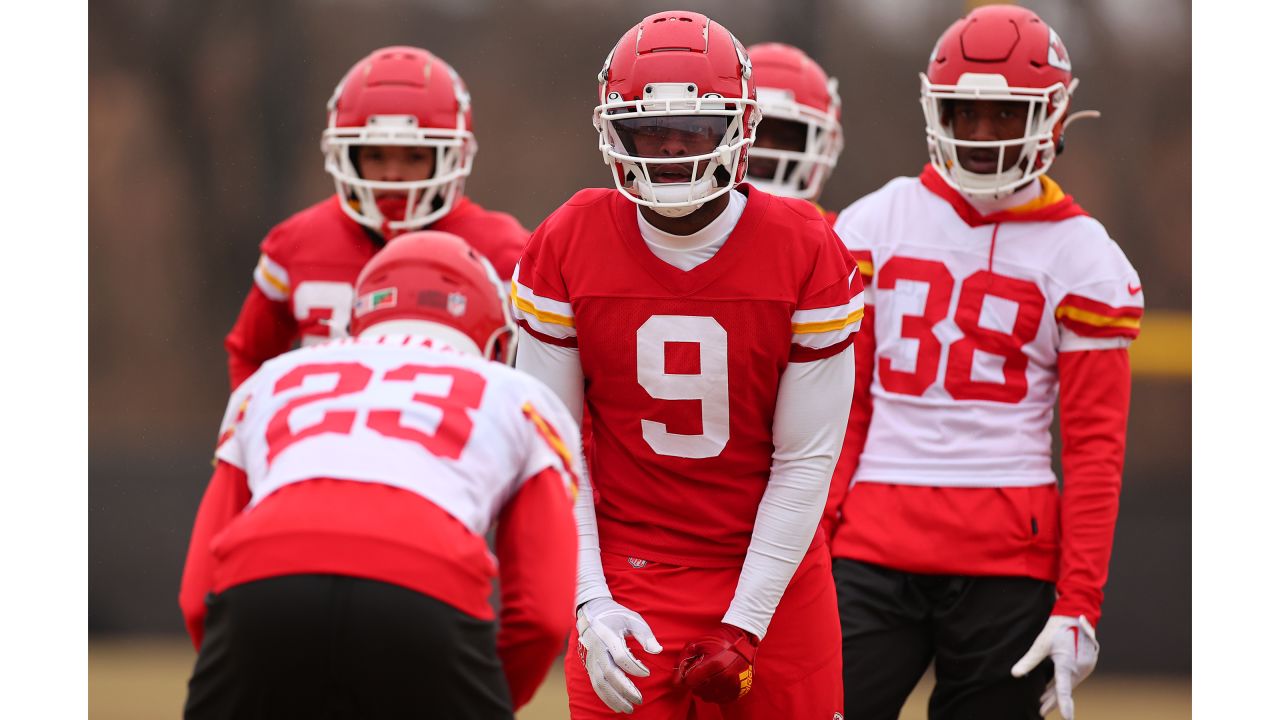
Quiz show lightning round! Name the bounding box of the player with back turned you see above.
[827,5,1143,719]
[511,10,863,718]
[181,232,580,718]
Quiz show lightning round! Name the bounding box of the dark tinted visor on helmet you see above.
[753,118,808,153]
[612,116,730,157]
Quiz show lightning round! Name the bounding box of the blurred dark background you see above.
[89,0,1190,674]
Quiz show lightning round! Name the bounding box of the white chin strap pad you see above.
[651,203,702,218]
[634,175,716,217]
[951,164,1026,199]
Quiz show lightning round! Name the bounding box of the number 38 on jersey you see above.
[876,257,1046,404]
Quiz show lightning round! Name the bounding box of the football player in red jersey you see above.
[743,42,844,222]
[826,6,1141,719]
[223,46,529,389]
[182,232,580,718]
[510,11,864,719]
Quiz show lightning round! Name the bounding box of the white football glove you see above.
[576,597,664,714]
[1011,614,1100,719]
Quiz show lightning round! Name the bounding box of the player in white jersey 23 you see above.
[180,232,582,719]
[825,5,1143,720]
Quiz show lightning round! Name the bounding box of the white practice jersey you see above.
[833,176,1143,488]
[214,334,582,535]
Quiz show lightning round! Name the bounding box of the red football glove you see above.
[675,623,759,704]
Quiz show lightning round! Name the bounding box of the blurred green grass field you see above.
[90,637,1189,719]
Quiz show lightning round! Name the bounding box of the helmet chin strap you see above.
[951,164,1028,200]
[635,175,716,217]
[652,203,702,218]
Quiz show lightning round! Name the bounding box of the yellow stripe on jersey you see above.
[1008,175,1068,215]
[856,259,874,279]
[216,427,235,449]
[257,257,289,295]
[511,280,575,328]
[1054,305,1142,330]
[522,402,579,501]
[792,306,865,335]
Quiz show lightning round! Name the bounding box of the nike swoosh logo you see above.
[1127,283,1142,295]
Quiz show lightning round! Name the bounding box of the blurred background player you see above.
[510,11,863,718]
[223,46,529,389]
[743,42,843,221]
[827,5,1140,719]
[180,232,580,718]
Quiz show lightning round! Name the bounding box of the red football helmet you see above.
[594,11,760,217]
[745,43,843,201]
[349,231,514,363]
[920,5,1094,198]
[322,46,476,235]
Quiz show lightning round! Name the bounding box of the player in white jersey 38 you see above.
[825,5,1142,720]
[180,232,582,719]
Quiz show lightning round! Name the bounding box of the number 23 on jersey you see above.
[265,361,486,464]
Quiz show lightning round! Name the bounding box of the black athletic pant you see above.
[185,574,513,720]
[834,558,1056,720]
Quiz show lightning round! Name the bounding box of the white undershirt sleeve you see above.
[513,328,610,607]
[721,344,855,639]
[514,328,584,425]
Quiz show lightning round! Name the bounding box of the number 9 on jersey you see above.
[635,315,730,459]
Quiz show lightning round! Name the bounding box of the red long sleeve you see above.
[494,467,578,710]
[224,285,296,389]
[178,460,251,649]
[1053,348,1130,625]
[822,304,876,541]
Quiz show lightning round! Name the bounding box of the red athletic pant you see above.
[566,543,842,719]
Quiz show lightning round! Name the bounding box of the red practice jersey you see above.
[181,335,580,707]
[828,166,1143,624]
[511,187,863,568]
[224,195,528,388]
